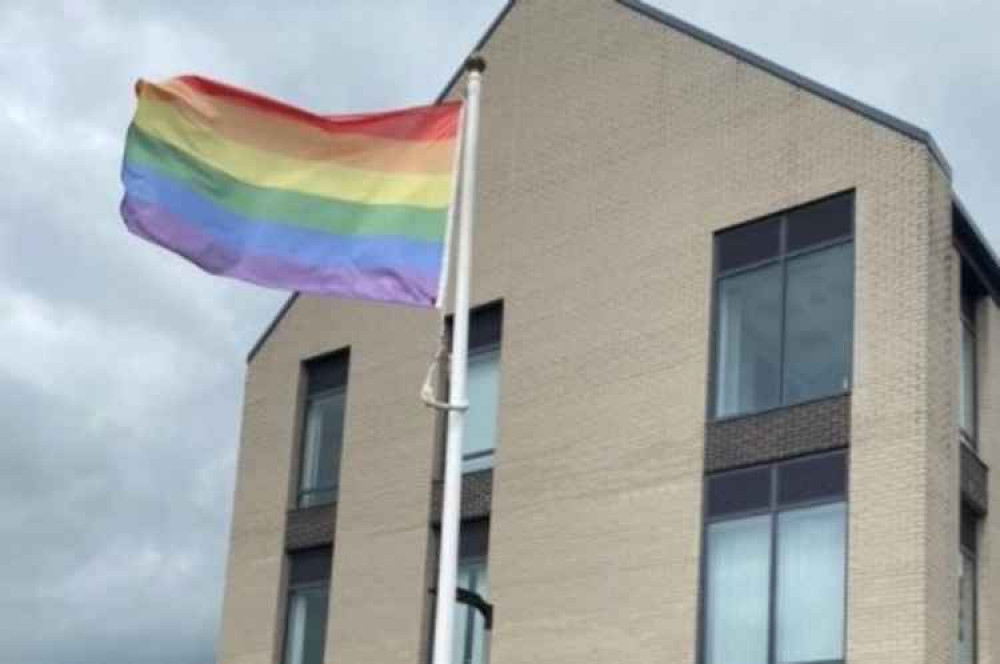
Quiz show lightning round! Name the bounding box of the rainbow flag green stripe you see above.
[125,125,447,242]
[120,75,462,307]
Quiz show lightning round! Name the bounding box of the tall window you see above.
[960,267,980,447]
[959,506,978,664]
[282,547,332,664]
[702,452,848,664]
[452,303,503,473]
[298,351,349,508]
[453,521,490,664]
[713,193,854,418]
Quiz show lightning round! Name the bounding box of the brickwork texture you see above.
[217,2,972,663]
[704,395,850,472]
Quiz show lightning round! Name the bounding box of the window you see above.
[282,548,332,664]
[959,506,978,664]
[450,303,503,473]
[960,266,981,447]
[713,193,854,418]
[702,452,848,664]
[453,521,490,664]
[298,351,349,507]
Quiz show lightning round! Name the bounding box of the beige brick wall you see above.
[217,299,442,664]
[217,2,965,663]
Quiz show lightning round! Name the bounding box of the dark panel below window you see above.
[286,503,337,551]
[705,394,850,473]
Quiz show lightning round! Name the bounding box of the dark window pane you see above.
[782,243,854,404]
[786,193,853,252]
[778,452,847,505]
[459,520,491,560]
[716,217,781,273]
[289,548,332,586]
[707,467,772,517]
[470,302,503,351]
[448,301,504,352]
[306,351,349,395]
[962,506,978,555]
[715,264,783,417]
[704,515,772,664]
[961,262,985,324]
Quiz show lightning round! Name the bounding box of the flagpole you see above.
[432,55,485,664]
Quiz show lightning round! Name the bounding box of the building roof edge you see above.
[615,0,953,177]
[954,195,1000,306]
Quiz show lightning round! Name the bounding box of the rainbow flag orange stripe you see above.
[120,75,462,306]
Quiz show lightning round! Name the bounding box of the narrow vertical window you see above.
[298,351,349,507]
[451,303,503,473]
[702,452,847,664]
[282,548,332,664]
[960,267,980,447]
[713,193,854,418]
[774,502,847,662]
[959,506,978,664]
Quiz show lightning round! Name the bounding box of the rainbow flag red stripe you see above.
[120,75,462,306]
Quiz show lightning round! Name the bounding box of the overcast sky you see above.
[2,2,998,663]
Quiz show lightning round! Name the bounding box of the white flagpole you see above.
[432,55,485,664]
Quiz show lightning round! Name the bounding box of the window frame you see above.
[698,451,850,664]
[709,192,856,421]
[295,350,350,509]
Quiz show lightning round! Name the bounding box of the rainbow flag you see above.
[120,76,462,307]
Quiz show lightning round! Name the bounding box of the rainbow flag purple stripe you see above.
[120,75,462,306]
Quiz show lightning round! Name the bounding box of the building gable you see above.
[248,0,998,362]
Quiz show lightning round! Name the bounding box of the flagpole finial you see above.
[465,54,487,73]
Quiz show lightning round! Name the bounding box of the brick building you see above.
[216,2,1000,664]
